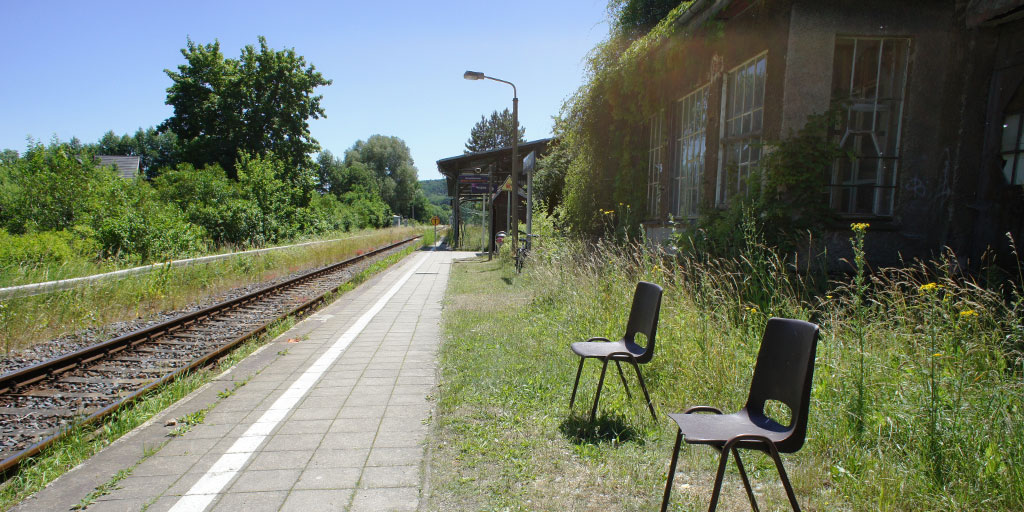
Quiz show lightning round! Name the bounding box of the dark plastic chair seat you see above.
[667,410,790,447]
[570,339,646,360]
[568,281,663,422]
[661,317,820,512]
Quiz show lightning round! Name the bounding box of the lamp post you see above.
[464,70,519,249]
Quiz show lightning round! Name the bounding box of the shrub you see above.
[93,179,206,261]
[0,229,76,270]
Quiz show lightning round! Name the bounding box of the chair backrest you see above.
[744,317,820,453]
[622,281,663,363]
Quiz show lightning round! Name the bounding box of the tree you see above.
[464,109,526,153]
[535,116,570,215]
[315,150,343,194]
[608,0,680,37]
[343,135,420,218]
[159,36,331,180]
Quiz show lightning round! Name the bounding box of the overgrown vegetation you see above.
[0,227,420,353]
[429,219,1024,510]
[0,36,445,275]
[552,1,705,236]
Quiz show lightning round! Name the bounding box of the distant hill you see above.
[420,178,448,198]
[421,178,449,207]
[420,178,451,218]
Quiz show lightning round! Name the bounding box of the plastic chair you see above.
[568,281,663,422]
[661,317,820,512]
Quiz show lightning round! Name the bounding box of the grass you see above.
[426,228,1024,511]
[0,226,422,353]
[0,233,432,510]
[455,224,487,252]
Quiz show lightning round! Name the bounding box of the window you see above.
[717,53,767,206]
[647,110,666,218]
[673,85,709,219]
[829,37,910,216]
[1000,81,1024,186]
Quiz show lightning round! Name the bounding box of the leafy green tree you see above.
[534,116,570,214]
[315,150,343,194]
[336,161,381,196]
[608,0,680,37]
[464,108,526,153]
[159,36,331,180]
[343,135,419,217]
[1,139,109,234]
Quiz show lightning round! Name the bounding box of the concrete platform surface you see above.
[15,248,476,512]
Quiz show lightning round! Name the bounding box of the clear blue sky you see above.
[0,1,610,181]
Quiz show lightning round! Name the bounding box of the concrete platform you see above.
[15,248,475,512]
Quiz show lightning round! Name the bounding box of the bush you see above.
[0,229,76,270]
[93,179,207,261]
[1,140,113,234]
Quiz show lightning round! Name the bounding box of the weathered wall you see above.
[644,1,1017,271]
[784,1,989,267]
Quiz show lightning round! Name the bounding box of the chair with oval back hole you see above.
[568,281,663,422]
[661,317,820,512]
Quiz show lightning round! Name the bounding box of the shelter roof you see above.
[436,138,551,199]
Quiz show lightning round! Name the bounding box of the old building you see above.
[638,0,1024,267]
[96,155,141,180]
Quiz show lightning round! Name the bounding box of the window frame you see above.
[716,51,768,207]
[647,109,666,219]
[828,36,912,217]
[1001,111,1024,186]
[673,84,710,219]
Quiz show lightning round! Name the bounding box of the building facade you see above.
[641,0,1024,267]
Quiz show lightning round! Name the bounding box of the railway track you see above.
[0,235,423,476]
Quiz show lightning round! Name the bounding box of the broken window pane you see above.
[830,37,910,216]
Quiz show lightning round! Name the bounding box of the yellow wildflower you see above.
[850,222,870,232]
[959,309,978,318]
[919,282,940,292]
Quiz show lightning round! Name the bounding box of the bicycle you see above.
[513,233,539,273]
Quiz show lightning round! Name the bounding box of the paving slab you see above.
[14,248,475,512]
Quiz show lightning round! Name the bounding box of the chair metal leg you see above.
[660,430,683,512]
[614,360,632,399]
[765,443,801,512]
[590,358,610,422]
[569,358,585,411]
[707,444,731,512]
[630,360,657,419]
[732,448,760,512]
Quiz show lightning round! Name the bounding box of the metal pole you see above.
[487,169,493,260]
[453,173,460,249]
[511,95,519,248]
[526,154,533,250]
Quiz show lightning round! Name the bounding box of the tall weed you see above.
[477,221,1024,509]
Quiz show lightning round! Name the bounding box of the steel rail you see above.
[0,235,422,476]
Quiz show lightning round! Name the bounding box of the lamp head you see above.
[463,70,485,80]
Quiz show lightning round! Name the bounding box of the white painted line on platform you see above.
[168,252,430,512]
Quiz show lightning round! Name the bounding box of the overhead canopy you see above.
[436,138,551,199]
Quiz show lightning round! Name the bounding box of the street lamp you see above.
[464,70,519,249]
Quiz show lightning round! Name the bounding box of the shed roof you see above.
[96,155,140,179]
[436,138,552,199]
